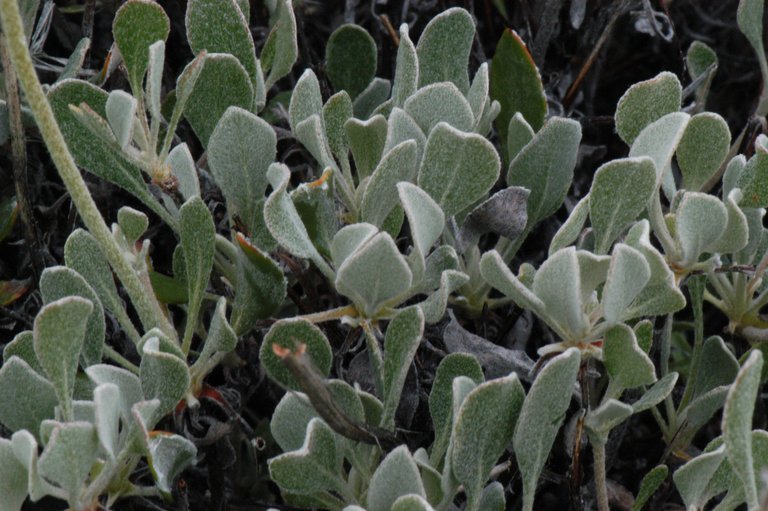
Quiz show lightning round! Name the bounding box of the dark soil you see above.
[1,1,764,510]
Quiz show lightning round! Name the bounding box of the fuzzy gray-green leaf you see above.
[533,248,587,339]
[418,122,500,217]
[404,83,475,135]
[105,89,136,149]
[602,244,651,324]
[628,112,689,197]
[675,192,728,265]
[208,106,276,233]
[260,319,332,390]
[694,336,739,397]
[148,434,197,494]
[353,78,391,119]
[416,7,474,93]
[615,72,682,145]
[362,141,419,227]
[723,349,763,508]
[384,108,426,163]
[736,136,768,208]
[631,372,678,413]
[38,422,98,497]
[0,357,57,439]
[452,373,525,509]
[632,465,669,511]
[93,383,120,459]
[40,266,105,367]
[113,0,170,94]
[117,206,148,244]
[323,91,353,161]
[86,364,143,421]
[507,117,582,229]
[335,232,412,317]
[346,114,388,181]
[428,353,483,466]
[33,297,93,420]
[325,24,377,99]
[186,0,258,81]
[382,308,424,429]
[140,337,190,417]
[0,438,27,511]
[184,53,254,147]
[737,0,766,63]
[673,444,726,509]
[677,113,731,192]
[392,24,418,107]
[513,348,579,511]
[589,157,656,254]
[603,323,656,390]
[268,418,342,494]
[180,197,215,344]
[368,446,426,511]
[261,0,298,90]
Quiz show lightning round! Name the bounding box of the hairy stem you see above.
[0,0,176,340]
[593,440,610,511]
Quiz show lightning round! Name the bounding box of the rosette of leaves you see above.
[480,234,685,357]
[0,293,196,510]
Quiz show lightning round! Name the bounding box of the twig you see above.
[379,14,399,46]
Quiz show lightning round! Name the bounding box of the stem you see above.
[361,320,385,397]
[660,313,677,433]
[593,440,610,511]
[297,304,359,323]
[103,346,139,375]
[649,195,677,259]
[0,0,177,340]
[678,277,705,412]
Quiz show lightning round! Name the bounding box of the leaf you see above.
[585,399,634,442]
[325,24,377,99]
[368,446,426,511]
[260,319,333,390]
[479,251,547,321]
[167,143,199,200]
[146,40,164,120]
[40,266,105,367]
[64,229,137,340]
[416,7,474,93]
[261,0,298,90]
[675,192,728,265]
[404,83,475,135]
[428,353,484,467]
[140,336,190,417]
[382,308,425,429]
[722,350,764,508]
[736,136,768,208]
[323,91,353,162]
[230,234,286,335]
[452,373,525,509]
[86,364,144,421]
[0,438,27,511]
[490,29,546,161]
[686,40,717,82]
[459,187,529,251]
[631,372,678,414]
[532,248,588,340]
[113,0,170,94]
[384,108,426,164]
[196,297,238,365]
[615,72,682,145]
[353,78,392,119]
[269,418,344,494]
[335,232,413,317]
[513,348,580,511]
[117,206,149,244]
[398,182,445,283]
[418,269,469,323]
[694,336,740,397]
[392,495,436,511]
[602,245,651,324]
[737,0,766,64]
[362,141,419,227]
[208,106,276,233]
[148,434,197,494]
[507,117,582,229]
[589,157,656,254]
[271,392,318,452]
[93,383,120,460]
[331,223,379,269]
[0,279,27,306]
[48,80,164,219]
[264,163,331,276]
[33,297,93,419]
[632,465,669,511]
[38,422,98,498]
[346,114,388,181]
[467,63,490,122]
[677,113,731,192]
[179,197,215,346]
[0,358,57,439]
[673,444,726,509]
[392,24,418,108]
[3,331,42,374]
[628,112,689,198]
[185,0,258,83]
[184,53,254,147]
[105,90,136,149]
[603,324,656,390]
[417,122,500,217]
